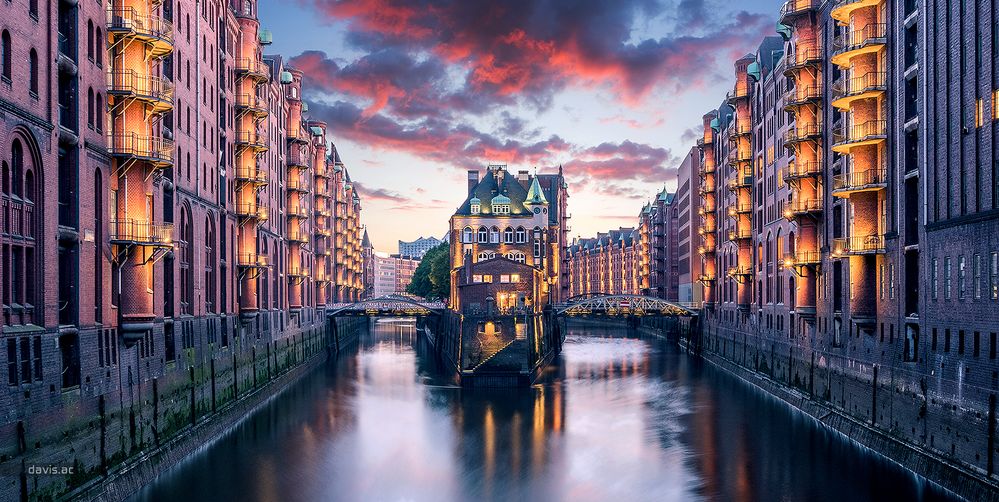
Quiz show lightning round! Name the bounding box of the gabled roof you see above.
[525,177,548,205]
[454,167,533,216]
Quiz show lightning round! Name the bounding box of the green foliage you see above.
[407,242,450,300]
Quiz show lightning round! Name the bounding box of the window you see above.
[489,227,499,244]
[477,227,487,243]
[991,252,998,299]
[944,257,952,299]
[516,227,526,243]
[499,274,512,283]
[977,98,985,127]
[1,31,9,82]
[494,203,510,215]
[87,20,94,61]
[476,251,495,262]
[87,88,94,129]
[96,93,103,132]
[974,254,982,299]
[470,200,480,214]
[931,258,938,299]
[509,274,520,283]
[95,28,103,66]
[504,227,514,243]
[29,0,38,18]
[994,89,999,120]
[889,263,895,300]
[28,49,38,96]
[958,256,967,299]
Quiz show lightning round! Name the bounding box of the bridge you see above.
[327,294,445,317]
[555,294,698,318]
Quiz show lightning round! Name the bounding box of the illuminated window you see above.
[510,274,520,283]
[994,90,999,120]
[991,252,998,299]
[472,274,483,283]
[499,274,511,283]
[977,98,985,127]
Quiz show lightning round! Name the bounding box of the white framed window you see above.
[516,227,526,243]
[504,227,514,243]
[477,227,488,243]
[489,227,500,243]
[471,202,480,214]
[462,227,473,243]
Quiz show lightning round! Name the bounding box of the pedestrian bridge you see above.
[555,294,698,318]
[328,294,445,317]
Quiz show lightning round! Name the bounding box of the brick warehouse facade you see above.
[0,0,366,499]
[688,0,999,496]
[567,186,680,301]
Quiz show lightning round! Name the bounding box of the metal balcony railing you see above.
[109,219,173,246]
[234,130,269,151]
[785,47,823,72]
[783,160,822,182]
[832,234,886,255]
[831,71,887,105]
[784,198,823,219]
[107,133,174,166]
[107,70,173,109]
[288,150,310,168]
[237,253,269,268]
[783,84,822,107]
[235,93,268,116]
[235,167,267,185]
[107,7,174,50]
[287,205,309,219]
[832,168,888,192]
[729,122,752,139]
[729,226,752,241]
[235,57,269,81]
[235,203,268,221]
[779,0,818,21]
[832,23,887,56]
[783,123,822,144]
[832,120,887,149]
[783,250,823,267]
[728,201,753,216]
[727,175,752,191]
[727,266,753,277]
[288,231,310,244]
[286,177,308,192]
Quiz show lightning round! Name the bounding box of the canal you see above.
[134,319,960,502]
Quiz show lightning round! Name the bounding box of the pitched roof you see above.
[454,167,533,216]
[525,177,548,205]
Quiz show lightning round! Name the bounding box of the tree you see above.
[407,242,450,300]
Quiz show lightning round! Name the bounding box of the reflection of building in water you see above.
[448,384,566,494]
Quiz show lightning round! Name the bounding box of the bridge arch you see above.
[327,295,444,316]
[556,294,697,317]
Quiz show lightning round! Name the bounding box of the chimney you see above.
[467,170,479,193]
[517,170,529,186]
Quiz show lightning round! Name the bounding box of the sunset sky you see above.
[262,0,777,252]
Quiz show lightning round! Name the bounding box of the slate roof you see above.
[454,167,534,216]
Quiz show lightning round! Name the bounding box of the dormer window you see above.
[494,203,510,215]
[470,197,481,214]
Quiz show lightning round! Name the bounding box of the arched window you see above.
[515,227,526,243]
[96,93,103,132]
[28,49,38,95]
[489,226,499,243]
[1,162,8,195]
[11,140,23,198]
[87,88,94,128]
[28,0,37,18]
[1,31,10,81]
[204,216,216,313]
[95,28,103,66]
[87,20,94,61]
[477,226,488,243]
[462,226,473,243]
[179,206,194,314]
[503,227,514,243]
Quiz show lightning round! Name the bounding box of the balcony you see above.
[783,160,822,183]
[287,128,310,144]
[288,231,310,244]
[783,198,823,219]
[727,147,752,166]
[832,234,886,256]
[832,168,887,195]
[728,122,752,140]
[235,93,268,118]
[288,151,310,169]
[727,175,753,191]
[831,71,887,110]
[698,242,716,255]
[235,130,269,152]
[700,161,716,176]
[287,205,309,219]
[237,253,269,269]
[831,23,887,67]
[783,84,822,109]
[109,219,173,247]
[698,204,715,216]
[287,177,309,192]
[288,267,308,278]
[784,47,823,75]
[782,123,822,146]
[779,0,819,22]
[107,70,173,113]
[831,0,885,25]
[107,7,174,58]
[697,273,716,283]
[699,183,716,195]
[728,84,750,102]
[727,266,753,279]
[831,120,887,153]
[235,203,268,221]
[728,225,752,241]
[314,168,332,179]
[235,57,270,82]
[728,201,753,216]
[698,224,717,235]
[782,250,822,269]
[235,167,267,187]
[108,133,174,168]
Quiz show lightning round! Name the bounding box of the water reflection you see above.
[134,319,959,502]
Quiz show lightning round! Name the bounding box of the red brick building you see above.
[0,2,366,490]
[566,228,640,297]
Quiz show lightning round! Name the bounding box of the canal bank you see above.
[1,316,365,502]
[133,318,961,502]
[647,316,998,502]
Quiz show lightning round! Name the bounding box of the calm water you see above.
[134,320,960,502]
